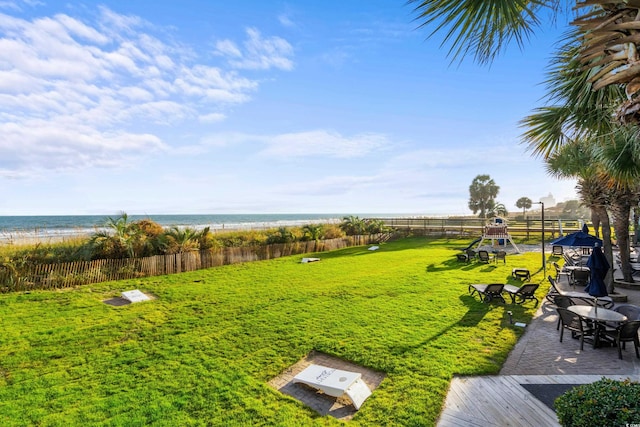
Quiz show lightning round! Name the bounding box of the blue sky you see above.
[0,1,578,216]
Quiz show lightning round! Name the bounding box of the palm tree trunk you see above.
[595,206,614,293]
[590,208,601,238]
[610,191,635,283]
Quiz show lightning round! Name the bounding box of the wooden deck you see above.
[437,374,640,427]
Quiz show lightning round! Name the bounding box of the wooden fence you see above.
[375,217,583,241]
[0,234,388,293]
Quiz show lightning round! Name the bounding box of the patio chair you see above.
[466,249,477,262]
[503,283,539,306]
[556,307,595,351]
[571,268,590,288]
[553,261,570,283]
[613,304,640,321]
[494,250,507,264]
[477,250,491,264]
[603,320,640,360]
[553,295,575,330]
[469,283,505,303]
[552,245,564,256]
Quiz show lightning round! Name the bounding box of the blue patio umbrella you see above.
[550,231,602,248]
[585,244,609,298]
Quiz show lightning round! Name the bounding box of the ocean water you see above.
[0,213,387,241]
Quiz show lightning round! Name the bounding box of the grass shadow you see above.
[389,295,513,356]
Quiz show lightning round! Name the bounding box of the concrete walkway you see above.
[437,273,640,426]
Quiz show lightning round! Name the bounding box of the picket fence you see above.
[0,234,388,292]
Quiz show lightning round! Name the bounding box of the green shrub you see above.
[555,378,640,426]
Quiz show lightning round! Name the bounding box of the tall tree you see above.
[515,197,533,217]
[521,32,639,284]
[545,142,616,290]
[468,174,499,219]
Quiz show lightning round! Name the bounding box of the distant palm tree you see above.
[489,203,508,218]
[302,224,324,241]
[515,197,532,217]
[160,227,201,254]
[88,212,145,259]
[468,175,499,219]
[340,216,366,235]
[266,227,295,244]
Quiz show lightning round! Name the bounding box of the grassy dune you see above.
[0,237,545,426]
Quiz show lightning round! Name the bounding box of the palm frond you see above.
[408,0,562,64]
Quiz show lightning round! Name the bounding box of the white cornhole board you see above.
[301,257,321,263]
[293,364,372,410]
[121,289,150,303]
[368,246,379,251]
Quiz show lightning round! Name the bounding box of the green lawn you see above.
[0,238,547,426]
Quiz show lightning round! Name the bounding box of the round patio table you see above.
[567,305,627,348]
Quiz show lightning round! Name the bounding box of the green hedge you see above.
[555,378,640,426]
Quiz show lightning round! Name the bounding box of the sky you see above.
[0,1,580,216]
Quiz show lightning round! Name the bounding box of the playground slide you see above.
[462,237,482,251]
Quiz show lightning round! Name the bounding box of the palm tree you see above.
[545,142,617,289]
[266,227,295,244]
[516,197,533,217]
[88,212,145,259]
[521,33,640,284]
[408,1,640,123]
[340,216,366,235]
[159,227,201,254]
[302,224,324,241]
[493,203,509,218]
[468,175,499,219]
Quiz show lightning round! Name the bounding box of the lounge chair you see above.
[511,268,531,281]
[545,276,614,308]
[477,250,491,263]
[557,307,595,351]
[563,254,576,267]
[469,283,505,303]
[552,245,564,256]
[603,320,640,360]
[503,283,539,306]
[456,253,469,262]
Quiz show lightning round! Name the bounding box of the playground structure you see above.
[476,217,521,253]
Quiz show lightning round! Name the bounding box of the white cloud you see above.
[0,7,290,176]
[260,130,387,158]
[199,112,226,123]
[277,13,296,28]
[216,27,294,70]
[198,130,389,158]
[0,119,166,174]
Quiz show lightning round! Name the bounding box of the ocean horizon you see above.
[0,213,437,242]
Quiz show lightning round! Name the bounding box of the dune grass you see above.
[0,237,547,426]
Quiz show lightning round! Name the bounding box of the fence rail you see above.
[375,217,583,241]
[0,234,387,293]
